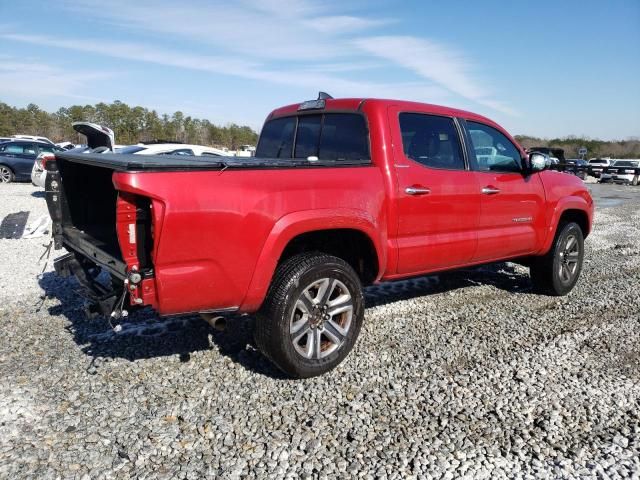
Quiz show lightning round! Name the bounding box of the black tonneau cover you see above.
[54,152,370,171]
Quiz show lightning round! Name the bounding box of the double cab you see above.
[45,94,593,377]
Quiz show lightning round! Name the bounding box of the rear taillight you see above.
[39,153,55,170]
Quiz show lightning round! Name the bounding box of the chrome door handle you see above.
[481,186,501,195]
[405,186,431,195]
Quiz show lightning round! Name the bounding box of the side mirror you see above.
[528,152,549,173]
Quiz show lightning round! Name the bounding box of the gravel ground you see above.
[0,182,639,479]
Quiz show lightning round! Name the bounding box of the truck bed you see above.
[55,152,370,171]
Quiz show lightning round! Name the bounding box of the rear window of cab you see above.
[256,113,370,161]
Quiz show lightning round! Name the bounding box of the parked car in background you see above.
[11,134,54,145]
[565,158,589,180]
[588,158,611,178]
[235,144,256,157]
[118,142,232,157]
[0,140,63,183]
[32,122,116,187]
[600,160,640,185]
[55,141,77,150]
[0,137,11,143]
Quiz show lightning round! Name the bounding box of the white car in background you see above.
[31,123,232,187]
[117,142,231,157]
[588,158,611,178]
[600,159,640,186]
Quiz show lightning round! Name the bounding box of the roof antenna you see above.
[318,91,333,100]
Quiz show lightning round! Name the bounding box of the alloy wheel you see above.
[0,167,11,183]
[558,234,580,284]
[290,277,353,359]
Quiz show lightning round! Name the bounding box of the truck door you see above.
[462,119,546,261]
[388,107,481,274]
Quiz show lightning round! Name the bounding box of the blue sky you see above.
[1,0,638,139]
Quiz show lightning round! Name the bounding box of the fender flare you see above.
[240,208,386,311]
[540,196,592,254]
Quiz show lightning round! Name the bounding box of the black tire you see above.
[530,222,584,296]
[0,165,14,183]
[255,253,364,378]
[632,175,639,186]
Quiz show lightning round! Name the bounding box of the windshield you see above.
[589,159,607,164]
[613,161,639,167]
[117,145,147,154]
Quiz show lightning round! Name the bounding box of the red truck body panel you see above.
[55,97,594,317]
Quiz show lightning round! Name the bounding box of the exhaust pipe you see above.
[200,313,226,331]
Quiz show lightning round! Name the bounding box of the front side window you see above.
[256,113,369,161]
[399,113,465,170]
[467,121,522,173]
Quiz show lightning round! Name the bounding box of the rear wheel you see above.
[255,253,364,378]
[632,175,639,186]
[530,222,584,296]
[0,165,14,183]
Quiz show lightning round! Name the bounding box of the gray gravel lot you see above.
[0,181,639,479]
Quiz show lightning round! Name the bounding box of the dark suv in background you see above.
[0,140,63,183]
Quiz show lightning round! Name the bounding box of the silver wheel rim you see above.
[558,234,580,283]
[0,167,10,183]
[290,277,353,359]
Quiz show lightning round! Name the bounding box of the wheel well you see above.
[559,209,590,238]
[279,229,379,285]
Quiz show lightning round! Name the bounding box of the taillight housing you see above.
[38,153,55,170]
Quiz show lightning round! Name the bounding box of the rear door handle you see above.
[481,186,501,195]
[405,186,431,196]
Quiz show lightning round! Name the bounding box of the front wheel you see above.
[255,253,364,378]
[530,222,584,296]
[632,175,639,186]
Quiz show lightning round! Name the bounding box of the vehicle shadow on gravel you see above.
[37,262,530,377]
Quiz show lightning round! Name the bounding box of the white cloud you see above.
[305,15,391,34]
[0,32,449,103]
[1,0,515,116]
[354,36,517,116]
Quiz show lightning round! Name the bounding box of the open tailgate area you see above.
[45,153,159,316]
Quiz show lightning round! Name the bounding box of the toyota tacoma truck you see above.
[45,94,593,378]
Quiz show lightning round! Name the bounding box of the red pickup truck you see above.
[46,94,593,377]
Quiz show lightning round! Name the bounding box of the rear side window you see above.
[257,113,369,161]
[466,121,522,173]
[319,114,369,160]
[39,145,56,154]
[399,113,465,170]
[256,116,296,158]
[1,143,34,154]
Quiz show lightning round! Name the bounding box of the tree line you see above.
[1,100,637,157]
[515,135,640,159]
[0,100,259,149]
